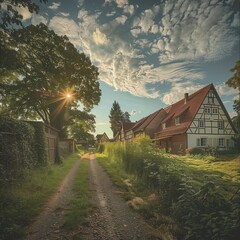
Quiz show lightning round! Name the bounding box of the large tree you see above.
[226,60,240,114]
[109,101,130,137]
[0,23,101,134]
[226,60,240,151]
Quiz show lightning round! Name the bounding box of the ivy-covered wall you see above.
[0,116,35,181]
[0,117,49,174]
[27,121,48,166]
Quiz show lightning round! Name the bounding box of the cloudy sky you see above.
[21,0,239,137]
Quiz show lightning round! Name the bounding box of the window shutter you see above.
[196,138,200,146]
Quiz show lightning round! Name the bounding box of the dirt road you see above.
[26,154,159,240]
[79,154,158,240]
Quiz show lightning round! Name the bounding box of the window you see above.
[198,119,205,128]
[212,108,218,114]
[218,120,224,129]
[208,97,214,104]
[175,117,180,125]
[163,123,166,129]
[219,138,224,147]
[197,138,207,147]
[204,107,211,114]
[226,139,229,148]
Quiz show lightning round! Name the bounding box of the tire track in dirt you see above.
[26,158,82,240]
[79,154,160,240]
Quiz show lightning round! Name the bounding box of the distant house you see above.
[154,84,237,153]
[96,132,110,143]
[120,109,166,141]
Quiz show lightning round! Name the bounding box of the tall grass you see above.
[99,136,240,240]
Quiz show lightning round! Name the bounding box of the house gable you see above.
[187,86,236,135]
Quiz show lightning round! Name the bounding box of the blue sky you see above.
[16,0,239,137]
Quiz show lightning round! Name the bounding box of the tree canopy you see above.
[0,0,47,31]
[0,23,101,134]
[109,101,130,137]
[226,60,240,114]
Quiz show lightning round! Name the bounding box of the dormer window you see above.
[198,119,205,128]
[212,108,218,114]
[204,107,211,114]
[175,117,180,125]
[218,120,224,129]
[208,91,214,103]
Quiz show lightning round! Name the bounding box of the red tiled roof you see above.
[155,84,213,139]
[122,122,135,132]
[134,109,164,132]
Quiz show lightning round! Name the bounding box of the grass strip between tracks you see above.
[63,158,90,231]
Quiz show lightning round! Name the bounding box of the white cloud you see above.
[130,110,137,115]
[215,83,238,96]
[60,12,70,17]
[48,0,239,105]
[123,4,134,15]
[157,0,239,63]
[161,83,204,105]
[116,0,128,8]
[138,9,155,33]
[16,6,32,20]
[115,15,128,24]
[93,28,108,45]
[32,14,48,25]
[49,2,61,10]
[49,16,81,48]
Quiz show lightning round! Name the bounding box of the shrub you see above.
[185,147,205,155]
[173,180,240,240]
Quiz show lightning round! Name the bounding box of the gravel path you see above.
[25,154,160,240]
[79,154,160,240]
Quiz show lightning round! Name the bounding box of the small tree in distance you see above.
[226,59,240,152]
[109,101,130,138]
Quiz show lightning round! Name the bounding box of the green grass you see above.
[0,152,81,240]
[63,158,90,231]
[96,150,240,239]
[174,154,240,197]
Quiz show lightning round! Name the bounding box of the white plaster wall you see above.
[187,134,234,148]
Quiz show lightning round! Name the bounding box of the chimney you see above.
[184,93,189,104]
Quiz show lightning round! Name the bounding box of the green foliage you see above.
[0,23,101,134]
[0,152,80,240]
[27,121,48,166]
[97,143,105,153]
[0,116,35,184]
[174,181,240,240]
[109,101,130,137]
[64,159,90,230]
[99,137,240,240]
[0,0,47,31]
[69,123,95,146]
[185,147,205,155]
[226,60,240,114]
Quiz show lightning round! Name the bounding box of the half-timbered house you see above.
[121,109,166,141]
[154,84,237,153]
[96,132,110,143]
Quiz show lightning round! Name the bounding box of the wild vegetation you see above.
[0,152,81,240]
[97,136,240,240]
